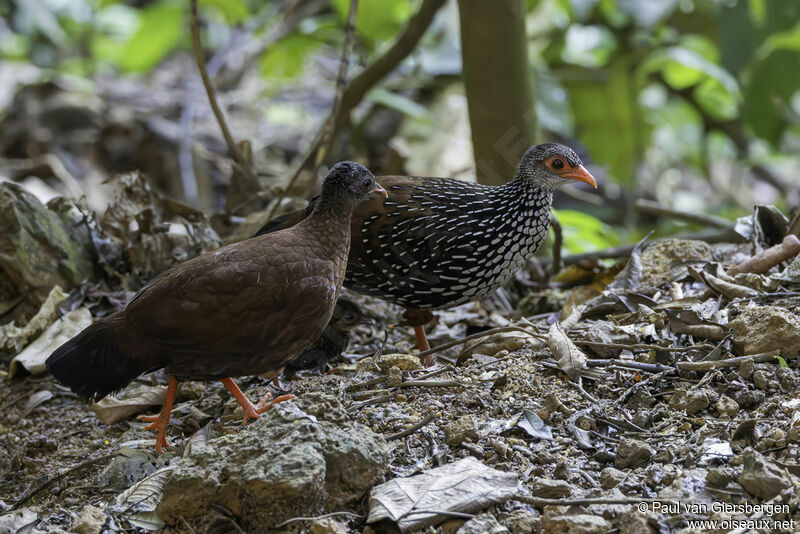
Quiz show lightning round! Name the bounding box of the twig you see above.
[275,511,362,528]
[575,340,713,352]
[189,0,255,185]
[509,495,674,507]
[280,0,447,199]
[634,199,734,230]
[727,234,800,276]
[550,213,563,276]
[279,0,360,202]
[11,453,116,510]
[386,412,437,440]
[587,359,675,373]
[399,379,466,388]
[677,351,791,372]
[415,325,545,362]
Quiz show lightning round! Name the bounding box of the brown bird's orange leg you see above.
[221,377,294,426]
[137,374,178,454]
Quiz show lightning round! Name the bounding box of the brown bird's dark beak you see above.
[371,183,388,198]
[564,165,597,189]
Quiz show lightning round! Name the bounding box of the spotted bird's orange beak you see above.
[564,165,597,189]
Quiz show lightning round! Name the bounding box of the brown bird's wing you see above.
[123,230,337,380]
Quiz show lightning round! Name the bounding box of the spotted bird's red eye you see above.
[552,158,564,170]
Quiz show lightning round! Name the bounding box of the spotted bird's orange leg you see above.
[221,377,295,426]
[403,308,436,367]
[137,374,178,454]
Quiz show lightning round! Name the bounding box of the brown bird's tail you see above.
[46,318,156,401]
[254,205,313,237]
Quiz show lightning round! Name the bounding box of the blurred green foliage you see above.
[1,0,798,254]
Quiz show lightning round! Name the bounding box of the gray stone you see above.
[618,511,656,534]
[729,306,800,357]
[499,510,537,534]
[444,415,479,446]
[530,477,573,498]
[715,395,739,418]
[639,239,713,286]
[668,389,709,415]
[615,439,655,469]
[456,513,510,534]
[737,448,792,499]
[776,367,797,390]
[600,467,626,489]
[539,514,612,534]
[158,393,389,528]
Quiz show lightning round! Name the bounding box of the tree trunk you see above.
[458,0,536,185]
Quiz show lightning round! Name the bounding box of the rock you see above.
[737,448,792,499]
[639,239,713,286]
[97,449,156,489]
[668,389,709,415]
[444,415,479,446]
[617,511,656,534]
[715,396,739,418]
[738,359,755,379]
[776,367,797,390]
[752,369,774,391]
[386,366,403,387]
[731,388,764,409]
[530,477,573,498]
[615,439,655,469]
[499,510,537,534]
[70,505,106,534]
[375,353,423,371]
[158,394,389,528]
[729,306,800,357]
[600,467,626,489]
[539,514,612,534]
[310,517,349,534]
[706,467,734,488]
[0,182,96,306]
[456,513,510,534]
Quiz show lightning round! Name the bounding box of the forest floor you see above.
[3,226,800,534]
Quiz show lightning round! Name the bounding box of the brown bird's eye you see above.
[552,158,564,170]
[362,178,373,190]
[344,313,355,321]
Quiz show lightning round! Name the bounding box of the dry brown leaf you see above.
[9,307,92,378]
[90,386,167,425]
[367,457,517,532]
[548,321,587,380]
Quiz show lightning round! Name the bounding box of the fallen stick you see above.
[676,351,790,371]
[727,234,800,275]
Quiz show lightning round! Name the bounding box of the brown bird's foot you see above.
[221,377,295,426]
[137,375,178,454]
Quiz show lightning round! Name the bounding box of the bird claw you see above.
[241,393,296,425]
[137,413,172,453]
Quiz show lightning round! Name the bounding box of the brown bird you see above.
[257,143,597,365]
[46,162,387,453]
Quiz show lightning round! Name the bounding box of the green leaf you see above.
[553,209,620,254]
[742,50,800,144]
[754,20,800,61]
[259,34,321,81]
[331,0,413,41]
[564,55,643,185]
[774,355,788,368]
[119,2,185,72]
[644,47,740,97]
[561,24,617,68]
[199,0,249,24]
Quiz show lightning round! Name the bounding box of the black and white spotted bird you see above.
[258,143,597,365]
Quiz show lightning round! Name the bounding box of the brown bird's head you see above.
[516,143,597,190]
[318,161,387,213]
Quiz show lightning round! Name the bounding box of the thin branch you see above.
[415,325,546,362]
[189,0,255,185]
[634,199,734,230]
[509,495,674,508]
[280,0,447,200]
[676,351,791,372]
[275,511,362,528]
[386,412,437,440]
[280,0,360,201]
[550,213,563,276]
